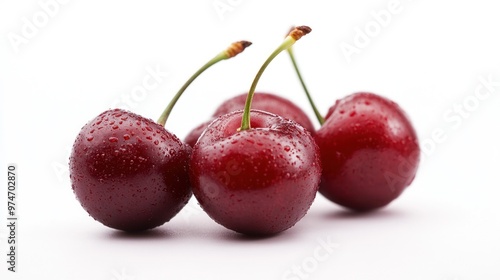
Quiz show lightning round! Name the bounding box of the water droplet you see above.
[284,146,291,152]
[146,126,153,132]
[123,134,130,140]
[112,125,119,129]
[350,111,356,117]
[108,137,118,142]
[153,140,159,145]
[86,136,94,141]
[146,136,152,140]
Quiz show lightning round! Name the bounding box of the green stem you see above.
[239,37,296,131]
[287,47,325,125]
[157,41,252,126]
[157,54,224,126]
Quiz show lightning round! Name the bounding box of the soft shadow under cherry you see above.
[214,225,303,244]
[106,227,172,240]
[322,208,404,221]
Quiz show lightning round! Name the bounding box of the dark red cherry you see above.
[286,38,421,211]
[314,92,420,211]
[189,26,318,235]
[190,110,321,235]
[69,109,191,231]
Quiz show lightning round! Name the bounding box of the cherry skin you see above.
[70,109,192,231]
[314,92,420,211]
[184,92,315,147]
[189,110,321,235]
[184,120,213,148]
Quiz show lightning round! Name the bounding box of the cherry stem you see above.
[239,26,312,131]
[287,46,325,125]
[157,41,252,126]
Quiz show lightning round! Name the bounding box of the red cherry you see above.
[315,92,420,210]
[190,26,318,235]
[286,37,421,211]
[190,110,321,235]
[69,41,251,231]
[70,109,191,231]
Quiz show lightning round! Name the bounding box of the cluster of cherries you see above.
[69,26,420,236]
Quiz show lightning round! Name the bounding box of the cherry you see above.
[70,110,192,231]
[184,92,315,147]
[288,49,420,211]
[69,41,251,231]
[317,93,420,210]
[190,26,321,235]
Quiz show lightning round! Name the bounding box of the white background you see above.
[1,0,500,279]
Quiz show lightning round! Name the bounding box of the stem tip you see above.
[289,26,312,41]
[226,41,253,58]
